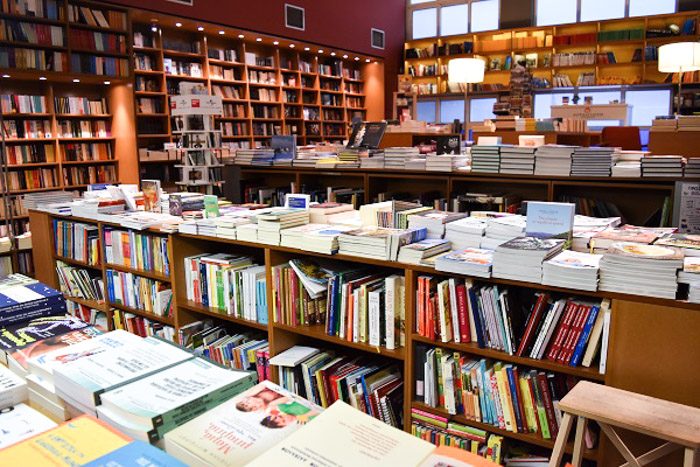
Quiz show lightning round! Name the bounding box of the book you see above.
[85,440,187,467]
[164,380,322,466]
[0,276,66,327]
[435,248,493,278]
[141,179,160,212]
[0,415,130,464]
[96,358,256,442]
[525,201,575,246]
[0,403,57,449]
[246,401,435,466]
[0,315,89,364]
[0,364,26,409]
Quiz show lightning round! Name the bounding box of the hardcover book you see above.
[525,201,575,244]
[0,278,66,327]
[0,403,57,449]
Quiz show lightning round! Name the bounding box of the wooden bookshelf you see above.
[29,209,700,465]
[404,11,700,97]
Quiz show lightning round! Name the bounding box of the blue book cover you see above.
[467,287,485,348]
[271,135,296,160]
[199,261,209,307]
[570,305,600,367]
[85,440,187,467]
[505,365,524,432]
[525,201,575,243]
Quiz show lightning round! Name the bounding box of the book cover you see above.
[497,237,565,253]
[0,403,57,449]
[164,380,322,466]
[9,326,102,373]
[655,233,700,251]
[606,242,684,260]
[140,179,160,213]
[525,201,575,244]
[437,248,494,266]
[0,315,89,354]
[546,250,602,269]
[85,440,187,467]
[0,365,26,409]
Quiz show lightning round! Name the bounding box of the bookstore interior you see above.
[1,0,700,465]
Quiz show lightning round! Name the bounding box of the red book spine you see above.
[516,293,547,357]
[558,305,591,364]
[537,372,559,437]
[456,284,470,342]
[546,302,577,361]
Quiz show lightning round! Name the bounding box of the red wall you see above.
[106,0,405,115]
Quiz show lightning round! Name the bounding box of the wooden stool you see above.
[549,381,700,467]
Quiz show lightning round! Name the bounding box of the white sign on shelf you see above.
[170,95,223,116]
[551,104,631,124]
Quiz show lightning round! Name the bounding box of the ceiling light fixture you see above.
[1,74,9,78]
[289,44,295,48]
[354,57,360,61]
[256,38,262,42]
[104,80,111,85]
[342,54,348,59]
[330,52,336,56]
[175,22,182,27]
[365,58,371,63]
[273,41,279,45]
[197,26,204,31]
[238,34,244,38]
[151,25,158,32]
[318,49,324,54]
[39,76,47,81]
[73,78,80,83]
[304,47,310,51]
[218,30,225,35]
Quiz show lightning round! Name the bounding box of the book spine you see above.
[456,284,469,342]
[537,372,558,437]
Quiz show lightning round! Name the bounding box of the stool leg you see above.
[548,413,575,467]
[572,416,586,467]
[685,448,698,467]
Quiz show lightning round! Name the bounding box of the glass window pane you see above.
[581,0,625,22]
[537,0,576,26]
[440,4,468,37]
[471,0,499,33]
[418,100,437,123]
[440,99,465,123]
[534,92,567,118]
[630,0,676,17]
[412,8,437,39]
[469,97,497,122]
[626,89,672,127]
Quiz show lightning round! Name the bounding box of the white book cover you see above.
[246,401,435,467]
[164,381,323,467]
[51,331,193,409]
[0,403,57,449]
[0,365,27,409]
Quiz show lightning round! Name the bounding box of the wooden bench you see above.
[549,381,700,467]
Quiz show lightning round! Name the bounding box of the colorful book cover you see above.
[525,201,575,244]
[9,326,102,372]
[0,315,89,353]
[85,440,187,467]
[546,250,602,269]
[607,242,684,260]
[0,403,57,449]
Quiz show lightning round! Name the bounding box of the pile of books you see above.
[444,217,486,249]
[470,146,501,174]
[677,115,700,132]
[360,153,385,168]
[407,210,467,238]
[640,155,685,178]
[492,237,565,283]
[280,223,352,254]
[571,147,614,177]
[425,154,468,172]
[542,250,602,291]
[686,158,700,177]
[338,227,427,261]
[599,242,683,299]
[235,148,275,166]
[213,214,252,239]
[397,238,451,265]
[482,214,526,250]
[534,145,575,176]
[434,248,493,277]
[611,150,645,178]
[256,209,310,245]
[384,147,420,169]
[499,146,536,175]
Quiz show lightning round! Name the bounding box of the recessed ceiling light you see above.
[273,41,279,45]
[1,74,9,78]
[374,61,379,64]
[330,52,336,56]
[175,22,182,27]
[342,54,348,59]
[289,44,295,48]
[218,30,225,35]
[39,76,47,81]
[238,34,244,38]
[304,47,310,51]
[256,37,262,42]
[318,49,324,54]
[197,26,204,31]
[73,78,80,83]
[365,58,371,63]
[104,80,111,85]
[151,25,158,32]
[354,57,360,61]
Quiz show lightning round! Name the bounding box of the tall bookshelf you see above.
[403,11,700,97]
[29,208,700,466]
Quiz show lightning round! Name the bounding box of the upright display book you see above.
[246,401,435,467]
[525,201,575,244]
[436,135,460,155]
[271,135,296,161]
[85,441,187,467]
[164,380,323,466]
[0,415,130,465]
[347,122,387,149]
[48,331,194,412]
[97,358,256,442]
[0,403,57,449]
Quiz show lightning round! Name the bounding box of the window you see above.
[285,4,305,31]
[440,99,465,123]
[371,28,385,49]
[412,8,437,39]
[417,100,437,123]
[471,0,499,33]
[410,0,433,4]
[536,0,576,26]
[626,89,672,127]
[440,4,469,37]
[580,0,625,22]
[469,97,496,122]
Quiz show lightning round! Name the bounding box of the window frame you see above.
[406,0,501,39]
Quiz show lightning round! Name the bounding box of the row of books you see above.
[105,269,172,317]
[70,54,129,77]
[53,220,99,264]
[62,164,116,186]
[54,96,108,115]
[271,344,404,428]
[56,119,110,138]
[2,119,51,139]
[208,47,237,62]
[104,227,170,275]
[69,30,126,54]
[62,142,113,161]
[416,344,577,441]
[184,253,267,323]
[0,47,67,71]
[212,83,244,99]
[67,4,127,30]
[134,53,154,71]
[209,64,239,81]
[0,0,61,19]
[6,166,56,190]
[1,94,46,114]
[56,261,104,302]
[0,19,63,46]
[67,300,107,329]
[112,309,175,342]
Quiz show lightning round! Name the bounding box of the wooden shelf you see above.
[178,299,268,331]
[0,40,66,51]
[7,162,59,168]
[58,137,115,142]
[1,113,52,118]
[105,263,170,281]
[70,48,128,58]
[0,12,65,25]
[68,22,128,34]
[162,49,204,59]
[109,301,175,326]
[61,160,118,165]
[55,255,102,270]
[64,294,105,310]
[56,113,112,118]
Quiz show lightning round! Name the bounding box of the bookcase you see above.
[29,208,700,466]
[403,11,700,97]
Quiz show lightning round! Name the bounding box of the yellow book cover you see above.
[519,375,538,432]
[0,415,130,465]
[493,365,515,432]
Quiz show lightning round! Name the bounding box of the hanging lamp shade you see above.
[448,57,485,83]
[658,42,700,73]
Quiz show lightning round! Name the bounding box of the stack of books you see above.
[280,223,353,254]
[444,217,487,249]
[404,156,427,170]
[640,155,685,177]
[384,147,420,169]
[338,227,427,261]
[235,149,275,166]
[590,225,664,252]
[434,248,493,277]
[571,147,614,177]
[407,210,467,238]
[425,154,468,172]
[542,250,602,291]
[599,242,683,299]
[213,215,252,239]
[611,150,644,177]
[534,145,575,176]
[0,402,57,449]
[482,214,526,249]
[309,202,355,223]
[686,158,700,177]
[256,209,310,245]
[470,146,501,173]
[499,146,537,175]
[492,237,565,283]
[397,238,451,265]
[360,153,385,168]
[677,115,700,132]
